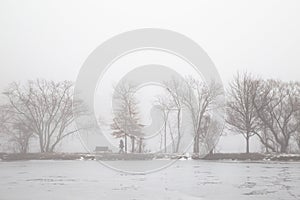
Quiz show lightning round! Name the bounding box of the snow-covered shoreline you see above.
[1,152,300,162]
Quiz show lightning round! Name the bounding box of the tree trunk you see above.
[19,136,30,154]
[175,109,181,153]
[164,121,167,153]
[193,135,199,154]
[124,135,127,153]
[280,143,288,153]
[246,136,250,154]
[20,143,28,154]
[131,137,135,153]
[39,134,45,153]
[265,145,269,153]
[139,138,143,153]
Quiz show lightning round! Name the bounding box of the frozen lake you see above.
[0,160,299,200]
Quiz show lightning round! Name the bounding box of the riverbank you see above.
[202,153,300,161]
[1,152,300,162]
[0,152,87,161]
[0,152,186,161]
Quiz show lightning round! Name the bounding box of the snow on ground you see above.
[0,160,299,200]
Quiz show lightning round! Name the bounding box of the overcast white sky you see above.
[1,0,300,152]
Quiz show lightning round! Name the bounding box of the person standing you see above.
[119,139,124,154]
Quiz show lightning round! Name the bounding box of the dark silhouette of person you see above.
[119,139,124,154]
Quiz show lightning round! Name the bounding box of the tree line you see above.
[110,72,300,155]
[0,80,85,153]
[227,72,300,153]
[1,72,300,154]
[110,77,223,154]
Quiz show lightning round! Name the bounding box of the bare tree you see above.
[293,106,300,152]
[111,81,144,153]
[0,105,10,133]
[10,122,34,153]
[258,125,281,153]
[2,79,85,153]
[164,78,185,153]
[226,72,261,153]
[154,96,172,153]
[200,115,221,155]
[111,111,128,152]
[154,94,179,153]
[0,105,34,153]
[253,80,300,153]
[181,77,223,154]
[167,119,177,153]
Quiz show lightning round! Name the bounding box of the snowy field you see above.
[0,160,299,200]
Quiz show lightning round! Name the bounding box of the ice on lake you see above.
[0,160,299,200]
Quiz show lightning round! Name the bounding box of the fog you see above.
[1,0,300,153]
